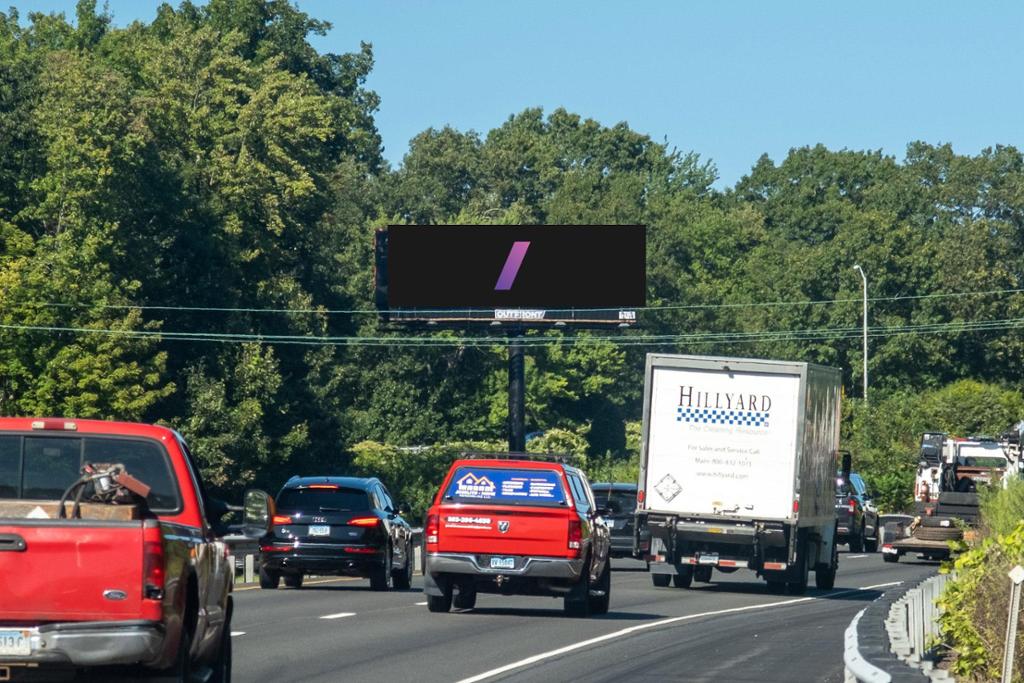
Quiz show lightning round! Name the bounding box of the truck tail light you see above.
[272,515,292,525]
[142,521,165,601]
[568,518,582,552]
[348,517,381,527]
[636,490,645,505]
[31,418,77,431]
[426,513,439,545]
[792,499,799,514]
[848,498,857,514]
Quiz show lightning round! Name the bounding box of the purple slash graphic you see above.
[494,241,531,290]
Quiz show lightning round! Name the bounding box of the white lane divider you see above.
[454,581,904,683]
[846,554,868,559]
[230,631,245,637]
[415,601,428,606]
[320,612,356,620]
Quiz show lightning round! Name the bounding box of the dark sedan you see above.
[591,482,648,560]
[259,476,415,590]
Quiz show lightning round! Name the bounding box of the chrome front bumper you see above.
[426,552,584,580]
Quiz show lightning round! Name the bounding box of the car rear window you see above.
[592,489,636,515]
[277,487,370,512]
[443,467,567,506]
[0,435,181,512]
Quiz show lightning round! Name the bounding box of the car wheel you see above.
[849,527,864,553]
[284,573,303,589]
[393,546,413,590]
[370,546,394,591]
[208,620,232,683]
[564,563,593,617]
[589,562,611,615]
[427,591,452,613]
[694,566,712,583]
[258,566,279,590]
[652,573,671,587]
[883,552,899,563]
[672,567,693,588]
[864,534,879,553]
[815,539,838,590]
[147,625,192,682]
[453,585,477,610]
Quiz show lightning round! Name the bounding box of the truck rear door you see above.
[436,466,572,558]
[0,520,145,622]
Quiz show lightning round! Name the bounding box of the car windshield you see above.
[592,489,636,515]
[276,487,370,512]
[959,456,1007,468]
[443,467,567,506]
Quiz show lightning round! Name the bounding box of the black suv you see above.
[835,472,879,553]
[591,482,648,560]
[259,476,415,590]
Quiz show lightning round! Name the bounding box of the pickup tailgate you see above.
[438,504,572,557]
[0,520,145,622]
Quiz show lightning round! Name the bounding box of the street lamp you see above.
[853,265,868,402]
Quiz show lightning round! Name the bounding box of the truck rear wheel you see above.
[694,566,712,583]
[427,591,452,613]
[849,528,864,553]
[588,562,611,615]
[672,567,693,588]
[786,539,809,595]
[652,573,671,587]
[815,539,838,590]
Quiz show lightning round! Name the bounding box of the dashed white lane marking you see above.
[320,612,357,620]
[230,631,245,637]
[454,581,904,683]
[846,554,868,559]
[415,601,428,606]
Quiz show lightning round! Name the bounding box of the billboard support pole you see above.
[508,330,526,452]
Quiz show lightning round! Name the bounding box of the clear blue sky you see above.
[12,1,1024,187]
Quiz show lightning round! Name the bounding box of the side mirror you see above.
[242,489,274,537]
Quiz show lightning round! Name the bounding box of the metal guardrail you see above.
[844,574,953,683]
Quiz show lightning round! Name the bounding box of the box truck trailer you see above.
[636,354,842,594]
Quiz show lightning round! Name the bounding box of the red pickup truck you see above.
[0,418,272,681]
[424,455,611,617]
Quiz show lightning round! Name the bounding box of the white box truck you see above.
[636,354,842,594]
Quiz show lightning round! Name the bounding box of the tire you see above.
[672,567,693,588]
[148,626,192,681]
[766,580,786,594]
[864,535,879,553]
[652,573,671,587]
[694,566,712,583]
[786,538,809,595]
[426,592,452,613]
[453,587,477,610]
[589,562,611,615]
[937,492,978,506]
[208,621,232,683]
[258,566,279,590]
[849,527,864,553]
[284,573,303,589]
[883,552,899,563]
[564,565,592,617]
[816,539,838,590]
[370,546,393,591]
[393,547,413,590]
[913,526,962,542]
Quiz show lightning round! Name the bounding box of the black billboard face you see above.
[384,225,645,313]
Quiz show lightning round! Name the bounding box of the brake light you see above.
[31,419,76,431]
[307,484,339,490]
[272,515,291,525]
[426,513,439,545]
[848,498,857,514]
[348,517,380,527]
[636,490,645,504]
[142,521,165,601]
[792,499,799,513]
[568,518,582,552]
[344,547,378,554]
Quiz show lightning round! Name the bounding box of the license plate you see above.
[308,525,331,536]
[0,629,31,656]
[697,553,719,566]
[490,556,515,569]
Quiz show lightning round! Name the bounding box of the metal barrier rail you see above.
[885,574,954,680]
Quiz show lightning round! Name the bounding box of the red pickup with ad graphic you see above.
[423,455,611,617]
[0,418,273,682]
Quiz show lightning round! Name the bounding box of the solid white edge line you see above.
[320,612,357,620]
[454,582,904,683]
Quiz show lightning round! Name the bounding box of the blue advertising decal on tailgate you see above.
[446,468,566,505]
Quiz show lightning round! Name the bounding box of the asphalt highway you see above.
[231,551,937,683]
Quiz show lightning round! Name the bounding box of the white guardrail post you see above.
[1002,565,1024,683]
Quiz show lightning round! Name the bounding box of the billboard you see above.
[375,225,645,325]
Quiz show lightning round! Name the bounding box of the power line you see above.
[10,285,1024,316]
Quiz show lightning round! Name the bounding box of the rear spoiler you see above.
[460,451,581,465]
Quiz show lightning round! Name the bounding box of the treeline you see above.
[0,0,1022,513]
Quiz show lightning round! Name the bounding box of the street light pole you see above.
[853,265,868,402]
